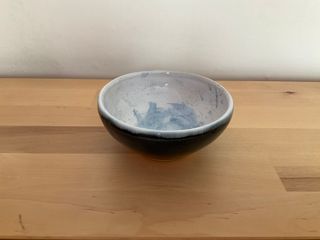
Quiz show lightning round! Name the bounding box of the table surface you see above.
[0,78,320,240]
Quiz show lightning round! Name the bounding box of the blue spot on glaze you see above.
[214,87,218,108]
[133,102,202,130]
[141,72,149,78]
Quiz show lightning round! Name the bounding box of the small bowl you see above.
[98,71,233,155]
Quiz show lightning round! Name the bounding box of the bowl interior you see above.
[101,71,230,131]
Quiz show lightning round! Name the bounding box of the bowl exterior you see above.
[99,112,232,155]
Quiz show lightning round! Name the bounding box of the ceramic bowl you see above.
[98,71,233,155]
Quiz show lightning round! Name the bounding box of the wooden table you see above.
[0,79,320,239]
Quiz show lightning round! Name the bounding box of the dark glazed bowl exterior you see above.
[98,71,233,156]
[99,112,232,155]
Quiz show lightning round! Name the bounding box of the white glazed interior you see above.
[98,71,233,138]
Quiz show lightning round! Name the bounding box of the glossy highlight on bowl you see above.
[98,71,233,155]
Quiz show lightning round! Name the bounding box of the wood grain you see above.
[276,167,320,192]
[0,79,319,128]
[0,78,320,239]
[0,126,126,153]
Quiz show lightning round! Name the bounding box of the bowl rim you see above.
[98,70,233,138]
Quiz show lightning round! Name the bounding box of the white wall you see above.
[0,0,320,80]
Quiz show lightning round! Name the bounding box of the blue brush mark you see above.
[133,102,202,130]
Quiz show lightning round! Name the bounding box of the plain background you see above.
[0,0,320,80]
